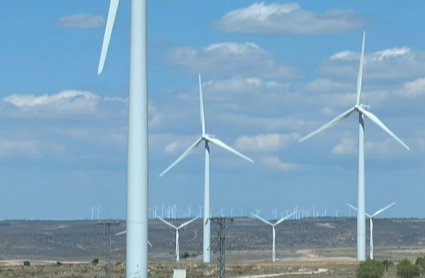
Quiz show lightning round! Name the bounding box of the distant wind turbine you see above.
[299,32,409,261]
[347,202,395,260]
[158,217,199,261]
[159,74,253,263]
[251,211,295,262]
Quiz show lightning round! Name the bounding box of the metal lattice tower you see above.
[210,218,233,278]
[97,220,120,278]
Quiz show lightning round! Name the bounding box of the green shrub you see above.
[23,261,30,266]
[56,261,63,266]
[92,258,99,265]
[382,260,394,272]
[356,259,384,278]
[397,259,420,278]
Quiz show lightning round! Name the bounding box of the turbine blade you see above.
[371,202,396,218]
[207,137,253,163]
[115,230,126,236]
[178,217,199,229]
[299,107,356,142]
[275,211,296,226]
[98,0,119,75]
[159,137,203,177]
[158,217,177,229]
[346,203,357,211]
[148,240,152,247]
[199,74,206,136]
[250,212,272,226]
[357,107,410,150]
[356,31,366,105]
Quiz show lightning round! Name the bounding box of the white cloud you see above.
[203,77,290,94]
[234,133,300,153]
[213,2,371,35]
[0,90,129,119]
[56,14,104,28]
[398,78,425,97]
[260,155,300,171]
[221,113,305,132]
[0,138,65,158]
[320,46,425,81]
[3,90,100,116]
[164,42,299,79]
[332,138,357,155]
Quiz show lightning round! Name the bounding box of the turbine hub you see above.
[359,104,371,110]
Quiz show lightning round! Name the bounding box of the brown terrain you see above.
[0,217,424,277]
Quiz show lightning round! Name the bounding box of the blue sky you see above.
[1,1,425,220]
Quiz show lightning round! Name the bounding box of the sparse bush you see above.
[415,256,425,270]
[181,252,190,260]
[92,258,99,265]
[356,259,384,278]
[382,260,394,272]
[397,259,420,278]
[56,261,62,266]
[23,261,30,266]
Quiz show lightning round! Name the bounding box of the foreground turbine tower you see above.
[160,74,253,263]
[347,202,395,260]
[98,0,148,277]
[299,32,409,261]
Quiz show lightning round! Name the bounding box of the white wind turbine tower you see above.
[97,206,101,220]
[251,212,295,262]
[97,0,148,276]
[158,217,199,261]
[347,202,395,260]
[159,74,253,263]
[298,32,409,261]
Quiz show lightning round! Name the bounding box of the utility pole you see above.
[98,220,120,278]
[210,217,233,278]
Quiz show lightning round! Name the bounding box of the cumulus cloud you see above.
[0,138,65,158]
[2,90,101,117]
[221,113,305,131]
[260,155,300,171]
[320,46,425,81]
[0,90,130,119]
[213,2,371,35]
[56,14,104,28]
[234,133,300,152]
[398,78,425,97]
[332,137,409,156]
[164,42,299,79]
[203,77,290,94]
[332,138,357,155]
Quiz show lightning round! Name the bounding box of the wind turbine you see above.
[158,217,199,261]
[298,32,409,261]
[347,202,395,260]
[159,74,253,263]
[97,0,148,276]
[251,211,295,262]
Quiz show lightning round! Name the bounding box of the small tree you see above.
[382,260,394,272]
[356,259,384,278]
[180,252,190,260]
[56,261,63,266]
[92,258,99,265]
[23,261,30,266]
[397,259,420,278]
